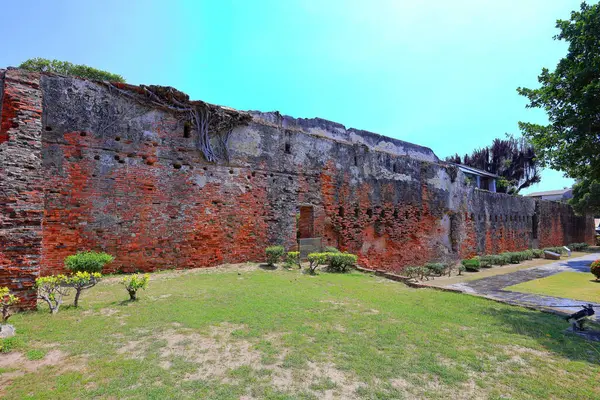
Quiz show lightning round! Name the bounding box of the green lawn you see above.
[506,271,600,304]
[2,265,600,399]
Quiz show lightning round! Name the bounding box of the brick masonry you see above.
[0,69,594,309]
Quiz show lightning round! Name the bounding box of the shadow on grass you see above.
[258,264,278,271]
[486,306,600,364]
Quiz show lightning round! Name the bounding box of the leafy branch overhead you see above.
[517,2,600,213]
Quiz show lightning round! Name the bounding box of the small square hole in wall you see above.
[183,122,191,138]
[285,142,291,154]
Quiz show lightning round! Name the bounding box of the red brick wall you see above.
[1,70,595,311]
[0,70,44,309]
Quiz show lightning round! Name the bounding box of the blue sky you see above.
[0,0,584,193]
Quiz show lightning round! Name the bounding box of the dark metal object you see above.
[566,304,595,331]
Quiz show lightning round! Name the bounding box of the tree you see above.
[517,2,600,185]
[19,58,125,82]
[446,134,541,194]
[570,178,600,215]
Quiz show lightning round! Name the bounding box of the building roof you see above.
[525,189,572,197]
[449,163,499,179]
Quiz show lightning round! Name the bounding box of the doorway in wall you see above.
[297,206,314,239]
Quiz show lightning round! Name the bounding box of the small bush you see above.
[265,246,285,267]
[327,253,357,273]
[479,256,495,268]
[121,274,150,301]
[323,246,340,253]
[64,271,101,308]
[568,242,589,251]
[64,251,114,273]
[306,253,329,275]
[543,247,565,255]
[532,249,544,258]
[461,258,480,272]
[35,275,71,314]
[458,264,466,275]
[285,251,301,269]
[0,287,20,324]
[591,260,600,281]
[404,266,421,280]
[425,263,446,276]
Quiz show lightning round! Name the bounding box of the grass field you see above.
[1,265,600,399]
[506,271,600,304]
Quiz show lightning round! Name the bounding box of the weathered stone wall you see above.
[0,70,44,308]
[0,69,594,308]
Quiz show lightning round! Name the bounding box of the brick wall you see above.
[0,69,44,309]
[0,70,594,309]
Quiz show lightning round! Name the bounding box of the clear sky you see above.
[0,0,584,193]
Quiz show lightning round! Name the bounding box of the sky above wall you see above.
[0,0,584,194]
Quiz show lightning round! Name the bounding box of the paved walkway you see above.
[447,253,600,321]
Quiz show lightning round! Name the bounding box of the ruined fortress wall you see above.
[0,70,44,308]
[0,69,593,308]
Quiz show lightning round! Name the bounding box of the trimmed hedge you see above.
[265,246,285,266]
[461,258,480,272]
[568,242,589,251]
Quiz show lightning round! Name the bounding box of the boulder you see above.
[0,324,16,338]
[544,251,561,260]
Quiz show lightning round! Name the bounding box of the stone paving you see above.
[447,253,600,321]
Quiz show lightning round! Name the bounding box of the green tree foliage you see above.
[570,178,600,215]
[446,135,540,194]
[19,58,125,82]
[64,251,114,273]
[517,3,600,204]
[121,274,150,301]
[1,287,20,324]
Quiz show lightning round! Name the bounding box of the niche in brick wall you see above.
[298,205,315,239]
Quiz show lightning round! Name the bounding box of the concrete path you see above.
[447,253,600,321]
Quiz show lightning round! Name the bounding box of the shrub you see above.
[404,266,421,280]
[64,272,101,308]
[0,287,20,324]
[19,58,125,82]
[591,260,600,281]
[479,256,495,268]
[265,246,285,267]
[532,249,544,258]
[327,253,358,273]
[425,262,446,276]
[0,336,23,353]
[568,242,589,251]
[306,253,329,275]
[121,274,150,301]
[543,246,565,255]
[35,275,70,314]
[458,264,466,275]
[64,251,114,273]
[461,258,480,272]
[285,251,301,269]
[323,246,340,253]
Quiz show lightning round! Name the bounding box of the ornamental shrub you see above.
[306,253,329,275]
[568,242,589,251]
[64,251,114,273]
[265,246,285,267]
[285,251,301,269]
[404,266,421,280]
[532,249,544,258]
[479,256,495,268]
[121,274,150,301]
[19,58,125,82]
[35,275,71,314]
[591,260,600,281]
[424,262,446,276]
[0,287,20,324]
[327,253,357,273]
[461,258,480,272]
[543,247,565,255]
[64,272,102,308]
[323,246,340,253]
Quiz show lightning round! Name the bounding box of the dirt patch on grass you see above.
[0,350,87,394]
